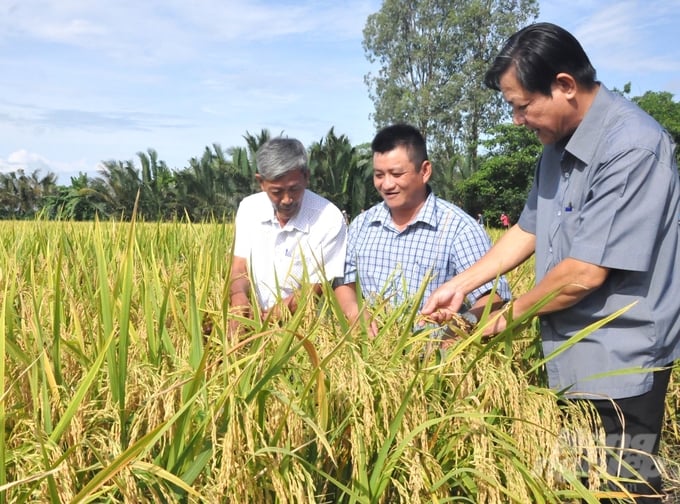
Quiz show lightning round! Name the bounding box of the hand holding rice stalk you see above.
[419,311,478,347]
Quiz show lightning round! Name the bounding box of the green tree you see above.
[227,128,273,197]
[43,173,110,220]
[363,0,538,174]
[95,149,178,220]
[429,150,467,203]
[457,123,541,224]
[97,158,143,219]
[136,149,177,220]
[307,128,376,217]
[632,90,680,167]
[174,143,239,220]
[0,169,58,219]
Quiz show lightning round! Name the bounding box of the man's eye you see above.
[518,100,532,112]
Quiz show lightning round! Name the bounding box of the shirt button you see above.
[557,211,562,216]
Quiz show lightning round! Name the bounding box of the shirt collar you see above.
[256,190,310,233]
[565,84,611,165]
[369,187,438,229]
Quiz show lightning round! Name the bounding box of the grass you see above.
[0,220,677,503]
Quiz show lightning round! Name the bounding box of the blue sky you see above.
[1,0,679,184]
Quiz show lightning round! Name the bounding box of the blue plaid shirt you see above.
[344,190,511,309]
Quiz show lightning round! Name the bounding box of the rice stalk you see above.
[0,220,676,502]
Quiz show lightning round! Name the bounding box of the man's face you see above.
[257,168,308,224]
[373,146,431,214]
[499,67,574,145]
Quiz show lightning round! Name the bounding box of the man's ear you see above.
[554,72,577,99]
[255,174,264,188]
[421,160,433,183]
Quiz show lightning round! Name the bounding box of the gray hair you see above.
[255,137,308,180]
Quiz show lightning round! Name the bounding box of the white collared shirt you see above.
[234,189,347,310]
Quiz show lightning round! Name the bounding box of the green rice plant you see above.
[0,219,677,503]
[0,277,10,504]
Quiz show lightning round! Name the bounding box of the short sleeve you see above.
[570,148,667,271]
[233,199,252,259]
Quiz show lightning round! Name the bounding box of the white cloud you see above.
[0,148,102,184]
[0,149,51,173]
[538,0,680,94]
[0,0,375,65]
[36,17,107,43]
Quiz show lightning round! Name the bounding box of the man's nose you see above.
[512,111,525,125]
[382,174,396,187]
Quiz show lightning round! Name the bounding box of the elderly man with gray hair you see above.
[229,137,347,328]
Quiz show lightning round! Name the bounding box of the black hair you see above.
[484,22,597,96]
[371,124,428,168]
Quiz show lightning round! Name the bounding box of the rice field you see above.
[0,219,678,503]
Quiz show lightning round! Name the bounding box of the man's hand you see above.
[228,300,252,341]
[356,310,379,338]
[341,304,379,338]
[229,256,253,339]
[262,294,296,322]
[479,306,509,339]
[334,283,379,337]
[419,280,468,324]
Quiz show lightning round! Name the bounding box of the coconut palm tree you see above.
[0,169,58,219]
[97,159,143,219]
[228,128,274,195]
[174,143,239,220]
[308,128,376,218]
[136,149,177,220]
[43,173,110,220]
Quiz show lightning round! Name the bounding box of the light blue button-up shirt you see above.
[344,190,511,310]
[518,85,680,399]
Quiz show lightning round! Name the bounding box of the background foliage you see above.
[363,0,539,176]
[1,85,677,226]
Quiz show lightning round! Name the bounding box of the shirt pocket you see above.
[412,255,450,300]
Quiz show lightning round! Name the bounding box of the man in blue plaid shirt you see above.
[334,124,511,333]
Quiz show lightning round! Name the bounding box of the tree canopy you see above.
[5,86,678,224]
[633,90,680,166]
[456,123,542,224]
[363,0,538,174]
[11,128,375,222]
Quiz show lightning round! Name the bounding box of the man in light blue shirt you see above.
[422,23,680,502]
[335,124,510,333]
